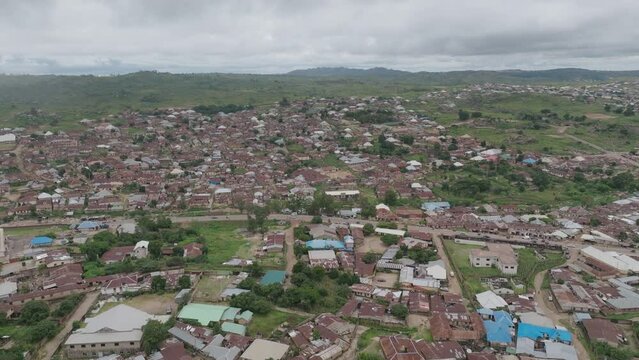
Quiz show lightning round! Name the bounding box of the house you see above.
[581,318,625,347]
[31,236,54,247]
[101,246,135,264]
[133,241,149,258]
[421,202,450,212]
[262,233,285,253]
[240,339,289,360]
[64,304,170,359]
[183,242,204,258]
[469,243,518,275]
[308,250,339,269]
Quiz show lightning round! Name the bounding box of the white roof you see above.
[426,264,447,280]
[80,304,168,334]
[308,250,337,260]
[0,133,16,142]
[476,290,508,309]
[241,339,289,360]
[581,246,639,273]
[375,228,406,237]
[66,330,143,345]
[375,203,390,211]
[325,190,360,196]
[134,240,149,250]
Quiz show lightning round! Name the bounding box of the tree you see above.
[390,304,408,319]
[247,262,265,278]
[151,276,166,293]
[531,171,551,191]
[149,241,162,259]
[141,320,169,354]
[363,223,375,236]
[20,300,49,325]
[362,252,378,264]
[229,292,273,314]
[26,320,58,342]
[383,189,399,206]
[178,275,191,289]
[381,234,399,246]
[311,215,323,224]
[458,109,470,121]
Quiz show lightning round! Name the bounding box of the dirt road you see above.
[40,291,100,360]
[533,271,590,360]
[431,235,462,295]
[283,221,299,288]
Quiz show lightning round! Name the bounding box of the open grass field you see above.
[247,310,308,338]
[443,240,565,300]
[98,292,177,314]
[180,221,251,268]
[192,275,231,303]
[4,225,69,238]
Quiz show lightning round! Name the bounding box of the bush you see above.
[381,234,399,246]
[363,223,375,236]
[390,304,408,320]
[19,301,49,325]
[26,320,58,342]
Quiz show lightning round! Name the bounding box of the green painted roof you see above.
[178,303,229,325]
[221,307,241,321]
[221,321,247,336]
[260,270,286,285]
[238,310,253,322]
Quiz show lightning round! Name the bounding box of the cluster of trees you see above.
[52,294,84,318]
[247,205,270,234]
[371,134,409,157]
[141,319,175,354]
[604,103,636,116]
[17,300,60,342]
[234,263,356,313]
[345,109,395,124]
[81,216,210,278]
[457,109,482,121]
[193,104,253,115]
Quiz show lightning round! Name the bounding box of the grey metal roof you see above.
[66,330,143,345]
[168,327,206,350]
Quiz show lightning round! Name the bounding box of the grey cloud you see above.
[0,0,638,74]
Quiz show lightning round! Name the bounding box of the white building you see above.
[469,243,518,275]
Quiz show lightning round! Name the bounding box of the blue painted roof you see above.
[517,322,572,343]
[306,239,345,250]
[421,201,451,211]
[477,308,494,316]
[31,236,53,245]
[522,158,537,165]
[77,221,99,229]
[260,270,287,285]
[484,310,514,344]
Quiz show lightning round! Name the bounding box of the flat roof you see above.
[178,303,229,325]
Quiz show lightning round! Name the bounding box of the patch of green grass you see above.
[5,225,68,237]
[357,328,397,350]
[180,221,250,268]
[248,310,307,337]
[443,240,565,300]
[607,311,639,321]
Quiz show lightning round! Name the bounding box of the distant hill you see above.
[1,67,639,128]
[287,67,639,83]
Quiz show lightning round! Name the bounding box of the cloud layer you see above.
[1,0,639,74]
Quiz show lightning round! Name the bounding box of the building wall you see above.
[66,340,140,359]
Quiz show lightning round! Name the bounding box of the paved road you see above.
[40,291,100,360]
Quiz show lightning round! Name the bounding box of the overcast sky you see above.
[2,0,639,75]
